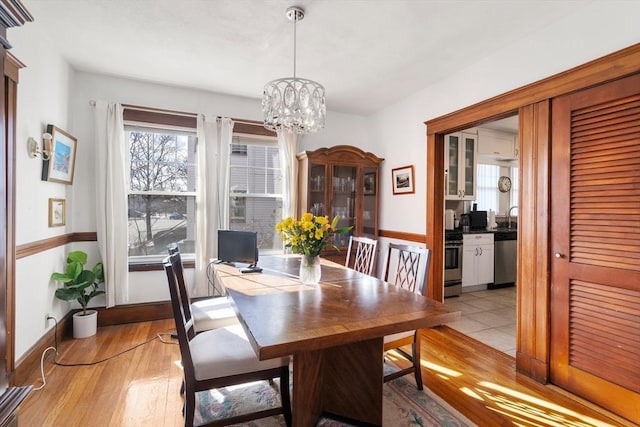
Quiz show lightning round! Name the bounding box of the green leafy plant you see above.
[51,251,105,316]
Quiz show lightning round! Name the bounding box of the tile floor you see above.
[444,286,517,357]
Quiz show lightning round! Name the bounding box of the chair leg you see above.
[412,336,423,391]
[184,385,196,427]
[279,366,292,427]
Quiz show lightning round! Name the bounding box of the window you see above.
[126,126,197,260]
[228,134,283,253]
[475,164,500,213]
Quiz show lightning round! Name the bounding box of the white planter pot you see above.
[73,309,97,339]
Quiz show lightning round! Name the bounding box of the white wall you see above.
[9,21,83,360]
[368,1,640,235]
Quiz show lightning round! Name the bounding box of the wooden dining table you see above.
[214,254,460,426]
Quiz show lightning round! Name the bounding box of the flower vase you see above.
[300,255,321,285]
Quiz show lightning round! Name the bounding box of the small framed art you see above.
[48,198,66,227]
[42,125,77,185]
[391,165,415,195]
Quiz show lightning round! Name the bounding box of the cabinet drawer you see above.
[463,233,494,245]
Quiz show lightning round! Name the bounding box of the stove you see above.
[444,230,463,297]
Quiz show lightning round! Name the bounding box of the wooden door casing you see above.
[550,73,640,423]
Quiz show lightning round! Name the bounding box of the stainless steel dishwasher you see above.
[492,230,517,288]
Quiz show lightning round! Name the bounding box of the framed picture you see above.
[42,125,77,185]
[48,198,66,227]
[391,165,415,195]
[363,172,376,195]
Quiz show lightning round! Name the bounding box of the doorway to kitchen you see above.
[443,115,519,356]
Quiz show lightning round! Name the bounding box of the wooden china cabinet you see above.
[297,145,383,264]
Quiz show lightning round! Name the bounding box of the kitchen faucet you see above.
[508,206,518,229]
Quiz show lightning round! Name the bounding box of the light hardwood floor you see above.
[19,319,632,426]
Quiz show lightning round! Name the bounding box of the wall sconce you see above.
[27,132,53,160]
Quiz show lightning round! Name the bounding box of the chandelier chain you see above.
[293,14,297,79]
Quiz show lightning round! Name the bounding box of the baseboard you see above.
[12,301,172,387]
[96,302,172,326]
[12,312,72,386]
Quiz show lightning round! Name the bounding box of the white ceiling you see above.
[22,0,581,116]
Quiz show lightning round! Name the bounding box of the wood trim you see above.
[129,261,194,272]
[12,311,72,386]
[123,108,196,129]
[14,300,173,386]
[233,120,276,137]
[424,43,640,389]
[5,64,16,374]
[378,229,425,244]
[515,101,551,382]
[426,132,445,302]
[425,43,640,134]
[4,52,23,82]
[96,302,172,326]
[15,232,97,259]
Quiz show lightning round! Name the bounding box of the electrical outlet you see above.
[45,314,51,328]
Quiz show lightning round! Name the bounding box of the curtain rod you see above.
[218,116,266,127]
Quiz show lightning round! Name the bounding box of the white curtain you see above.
[277,130,299,219]
[94,101,129,307]
[194,116,234,296]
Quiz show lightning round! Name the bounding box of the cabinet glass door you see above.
[362,167,377,238]
[463,135,476,198]
[331,165,356,247]
[446,134,459,197]
[309,163,326,216]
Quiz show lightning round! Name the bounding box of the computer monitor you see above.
[217,230,260,272]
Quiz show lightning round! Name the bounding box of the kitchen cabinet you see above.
[297,145,384,264]
[462,233,494,288]
[445,132,477,200]
[478,128,516,158]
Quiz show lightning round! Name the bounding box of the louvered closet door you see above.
[550,73,640,423]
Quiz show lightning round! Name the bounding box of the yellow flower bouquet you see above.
[276,213,352,257]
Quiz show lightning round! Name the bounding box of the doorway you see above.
[443,115,519,356]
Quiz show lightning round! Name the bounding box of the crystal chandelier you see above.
[262,7,326,134]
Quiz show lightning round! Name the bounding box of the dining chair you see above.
[382,243,431,390]
[164,253,292,427]
[344,236,378,276]
[167,244,238,333]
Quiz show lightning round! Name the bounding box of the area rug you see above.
[194,364,475,426]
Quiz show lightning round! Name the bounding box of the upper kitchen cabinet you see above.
[297,146,383,263]
[445,132,477,200]
[478,128,517,159]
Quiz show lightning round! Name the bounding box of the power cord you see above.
[32,316,177,390]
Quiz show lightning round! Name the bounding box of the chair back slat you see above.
[163,253,197,380]
[384,243,431,295]
[166,247,197,326]
[345,236,378,276]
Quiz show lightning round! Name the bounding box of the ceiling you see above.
[21,0,581,116]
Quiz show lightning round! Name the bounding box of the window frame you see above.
[123,107,198,266]
[227,129,283,255]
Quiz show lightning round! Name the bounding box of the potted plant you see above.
[51,250,105,338]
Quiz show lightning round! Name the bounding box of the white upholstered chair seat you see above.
[191,297,239,332]
[190,324,290,381]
